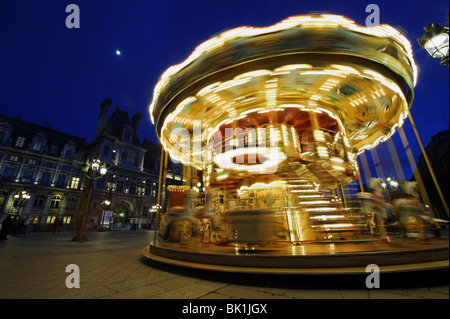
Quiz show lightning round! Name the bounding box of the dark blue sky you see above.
[0,0,448,181]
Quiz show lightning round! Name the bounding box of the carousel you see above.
[142,14,448,274]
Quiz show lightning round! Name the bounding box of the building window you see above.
[70,177,80,189]
[1,166,16,182]
[64,148,73,159]
[21,169,34,183]
[66,197,76,210]
[15,137,26,147]
[32,194,45,208]
[103,145,110,158]
[130,183,136,194]
[117,181,124,193]
[144,185,151,196]
[40,172,52,186]
[9,155,19,162]
[133,154,139,166]
[46,216,56,224]
[33,141,43,152]
[44,162,56,169]
[55,175,66,188]
[49,145,58,155]
[124,131,131,142]
[121,152,128,163]
[50,195,61,209]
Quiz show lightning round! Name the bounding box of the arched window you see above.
[50,195,61,209]
[64,148,73,159]
[32,194,45,208]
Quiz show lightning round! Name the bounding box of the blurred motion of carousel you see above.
[142,14,449,274]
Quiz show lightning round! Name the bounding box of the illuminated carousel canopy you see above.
[149,14,417,186]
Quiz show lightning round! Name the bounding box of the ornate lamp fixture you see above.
[418,15,449,66]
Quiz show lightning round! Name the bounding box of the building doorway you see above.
[112,201,133,229]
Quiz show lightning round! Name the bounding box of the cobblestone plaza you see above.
[0,230,447,300]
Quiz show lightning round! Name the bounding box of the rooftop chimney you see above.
[94,97,112,139]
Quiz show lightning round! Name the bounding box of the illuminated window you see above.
[63,216,71,224]
[46,216,56,224]
[70,177,80,189]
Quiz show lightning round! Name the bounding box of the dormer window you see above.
[0,122,12,144]
[62,140,76,159]
[15,137,26,147]
[64,148,73,159]
[31,132,47,153]
[33,140,44,151]
[122,127,132,143]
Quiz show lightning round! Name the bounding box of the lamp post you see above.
[99,198,111,232]
[72,158,107,241]
[13,191,30,215]
[418,16,449,66]
[381,175,399,192]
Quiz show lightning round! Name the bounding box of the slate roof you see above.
[100,107,142,147]
[0,114,87,152]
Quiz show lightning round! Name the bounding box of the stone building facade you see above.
[0,98,181,232]
[0,114,88,231]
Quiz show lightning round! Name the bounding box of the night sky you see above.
[1,0,448,182]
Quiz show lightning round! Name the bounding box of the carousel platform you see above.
[142,235,449,275]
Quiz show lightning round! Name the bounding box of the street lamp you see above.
[13,191,30,215]
[72,158,107,241]
[99,198,111,232]
[381,175,399,192]
[418,16,449,66]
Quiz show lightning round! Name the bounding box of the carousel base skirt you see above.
[142,238,449,274]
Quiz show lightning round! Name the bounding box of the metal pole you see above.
[160,150,169,212]
[154,147,165,243]
[72,178,93,242]
[406,112,448,217]
[398,127,435,216]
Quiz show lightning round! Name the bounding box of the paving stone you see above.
[0,231,447,300]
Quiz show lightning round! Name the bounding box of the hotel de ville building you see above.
[0,97,182,232]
